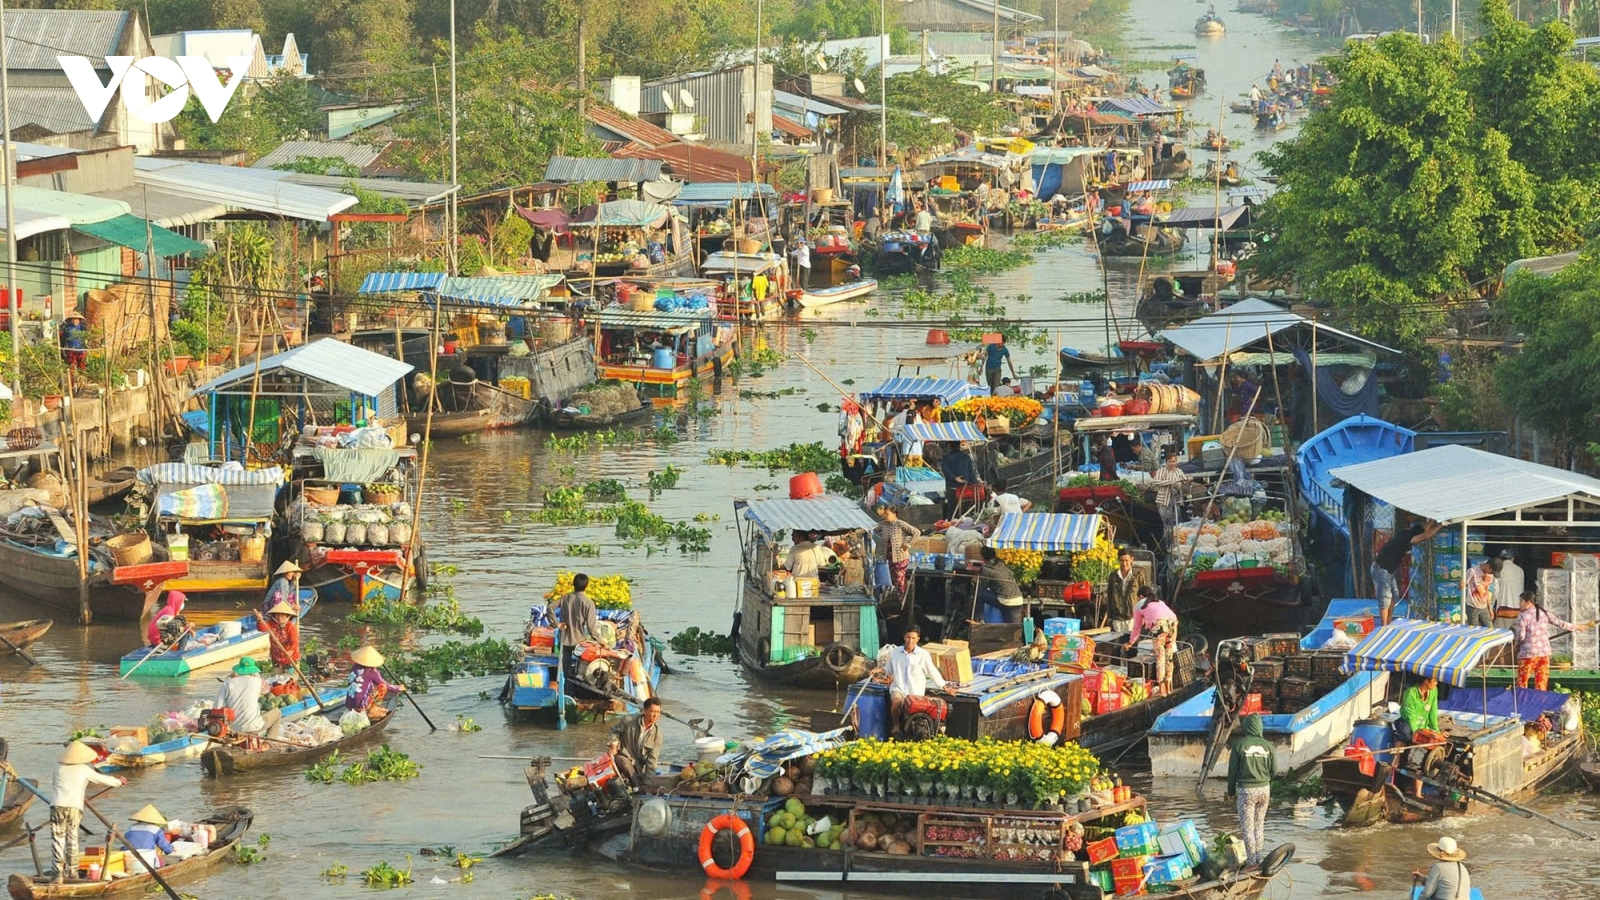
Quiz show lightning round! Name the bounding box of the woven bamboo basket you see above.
[304,485,340,506]
[106,532,153,567]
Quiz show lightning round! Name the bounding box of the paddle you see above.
[380,667,436,732]
[120,627,194,680]
[79,799,181,900]
[575,679,713,738]
[261,624,326,709]
[0,629,40,667]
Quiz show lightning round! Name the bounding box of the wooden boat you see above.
[501,608,665,729]
[1203,160,1243,186]
[6,807,251,899]
[592,303,737,406]
[0,779,35,830]
[702,251,788,320]
[85,468,136,506]
[792,278,878,310]
[732,495,879,688]
[1256,107,1289,130]
[1229,101,1255,114]
[90,685,348,772]
[1099,227,1186,257]
[547,398,654,431]
[1195,8,1226,33]
[1321,620,1584,828]
[200,691,391,775]
[0,620,51,655]
[1035,208,1090,233]
[1150,600,1390,778]
[942,220,986,248]
[0,537,145,622]
[872,231,940,274]
[283,446,423,606]
[117,592,314,677]
[406,378,538,437]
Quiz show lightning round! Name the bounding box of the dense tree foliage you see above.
[1495,246,1600,460]
[174,73,321,156]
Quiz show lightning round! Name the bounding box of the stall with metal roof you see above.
[859,377,981,405]
[987,512,1103,552]
[190,339,414,461]
[737,495,878,540]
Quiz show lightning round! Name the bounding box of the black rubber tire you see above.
[757,637,771,666]
[1369,761,1390,793]
[822,642,856,674]
[1257,842,1294,877]
[1181,632,1209,656]
[414,546,430,593]
[728,611,743,664]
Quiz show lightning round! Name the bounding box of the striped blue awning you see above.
[1343,619,1513,688]
[358,271,445,294]
[1126,179,1173,192]
[860,377,980,405]
[987,512,1102,552]
[739,495,878,538]
[429,275,565,308]
[898,421,986,444]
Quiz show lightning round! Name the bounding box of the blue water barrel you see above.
[1351,720,1393,754]
[1078,379,1096,404]
[652,347,676,369]
[848,683,890,739]
[883,241,902,253]
[873,561,891,588]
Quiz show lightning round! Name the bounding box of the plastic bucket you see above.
[789,472,824,500]
[1351,720,1393,754]
[651,348,676,369]
[926,329,950,345]
[218,621,243,639]
[695,736,724,764]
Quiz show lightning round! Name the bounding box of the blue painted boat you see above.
[90,683,351,772]
[501,608,665,729]
[118,589,316,677]
[1296,415,1415,595]
[1148,599,1391,778]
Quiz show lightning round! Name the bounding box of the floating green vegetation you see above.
[646,464,683,499]
[306,746,421,785]
[825,473,865,500]
[361,858,414,888]
[346,584,484,636]
[740,386,804,400]
[565,542,601,557]
[728,345,784,378]
[544,427,664,451]
[668,626,737,656]
[452,716,483,733]
[941,244,1031,273]
[233,834,270,865]
[381,638,518,693]
[614,501,711,554]
[1010,229,1081,252]
[707,441,840,474]
[320,863,348,879]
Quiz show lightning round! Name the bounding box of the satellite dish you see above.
[661,88,675,112]
[679,89,695,109]
[853,77,867,94]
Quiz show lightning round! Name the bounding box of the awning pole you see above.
[1460,522,1468,625]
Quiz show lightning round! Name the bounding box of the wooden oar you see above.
[380,667,436,732]
[119,627,193,680]
[79,799,181,900]
[261,624,326,709]
[0,629,39,666]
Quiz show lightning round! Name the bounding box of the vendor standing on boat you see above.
[1462,556,1502,629]
[940,440,981,518]
[256,597,301,669]
[348,645,404,721]
[50,742,125,880]
[983,335,1018,396]
[1105,548,1146,633]
[874,505,920,599]
[1372,521,1441,625]
[874,626,946,735]
[1224,713,1275,868]
[976,547,1026,624]
[1149,450,1191,528]
[262,560,302,618]
[1511,590,1594,691]
[1127,586,1179,697]
[608,697,663,788]
[553,572,599,676]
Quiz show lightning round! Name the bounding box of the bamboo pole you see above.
[402,299,446,600]
[240,322,267,465]
[1211,318,1234,434]
[63,367,91,625]
[1310,320,1319,434]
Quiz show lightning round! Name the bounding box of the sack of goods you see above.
[279,714,343,748]
[339,710,371,736]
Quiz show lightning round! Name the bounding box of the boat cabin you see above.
[590,302,735,405]
[672,182,779,264]
[699,251,787,320]
[554,199,695,279]
[733,494,881,687]
[282,439,421,604]
[135,462,286,599]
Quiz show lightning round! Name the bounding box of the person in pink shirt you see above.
[1128,586,1180,697]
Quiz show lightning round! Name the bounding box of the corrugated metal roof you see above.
[4,87,98,137]
[0,185,129,239]
[1160,297,1398,362]
[772,90,850,118]
[673,182,777,205]
[1159,205,1250,230]
[93,185,228,228]
[544,156,665,184]
[4,10,129,70]
[613,142,753,184]
[584,106,680,148]
[276,173,456,206]
[252,140,383,172]
[772,113,812,139]
[1098,97,1177,116]
[594,306,712,329]
[739,495,878,536]
[134,157,358,222]
[1329,445,1600,525]
[192,338,414,398]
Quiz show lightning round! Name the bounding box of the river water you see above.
[2,4,1596,898]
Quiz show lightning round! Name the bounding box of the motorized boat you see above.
[791,278,879,310]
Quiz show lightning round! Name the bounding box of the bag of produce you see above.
[390,523,412,544]
[301,522,325,542]
[345,524,367,545]
[324,523,347,544]
[393,502,413,520]
[367,524,389,545]
[338,710,370,736]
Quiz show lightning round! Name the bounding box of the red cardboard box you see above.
[1087,837,1119,864]
[1239,693,1263,716]
[1095,690,1125,714]
[1110,856,1150,880]
[1114,875,1146,897]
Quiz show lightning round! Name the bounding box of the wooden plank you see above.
[47,512,76,549]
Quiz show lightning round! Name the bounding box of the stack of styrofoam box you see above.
[1538,567,1574,660]
[1564,554,1599,668]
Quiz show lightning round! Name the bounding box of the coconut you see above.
[858,832,879,851]
[786,763,800,781]
[773,776,795,796]
[797,756,815,775]
[796,778,813,796]
[888,840,912,856]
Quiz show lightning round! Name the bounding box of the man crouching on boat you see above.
[608,697,664,789]
[873,627,946,736]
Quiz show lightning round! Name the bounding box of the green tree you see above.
[311,0,415,89]
[1495,246,1600,459]
[773,0,889,41]
[174,74,322,156]
[879,69,1009,155]
[1249,32,1539,351]
[380,25,597,193]
[274,156,361,176]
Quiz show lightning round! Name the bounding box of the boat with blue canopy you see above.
[1296,415,1415,595]
[1320,619,1584,829]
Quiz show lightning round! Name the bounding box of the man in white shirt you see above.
[874,626,946,732]
[787,532,823,580]
[50,741,126,879]
[790,238,811,287]
[914,204,934,233]
[989,478,1033,516]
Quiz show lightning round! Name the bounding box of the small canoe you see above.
[0,620,51,655]
[547,401,654,431]
[6,807,251,899]
[0,779,36,830]
[793,278,878,309]
[199,692,392,776]
[117,591,314,677]
[91,683,347,772]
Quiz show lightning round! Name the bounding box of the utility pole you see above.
[448,0,459,276]
[1451,0,1457,38]
[752,0,762,183]
[878,0,888,167]
[920,30,928,70]
[577,16,587,120]
[0,0,17,383]
[1417,0,1423,39]
[992,0,1000,94]
[1051,0,1059,113]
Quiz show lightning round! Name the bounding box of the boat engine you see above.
[900,695,949,741]
[199,708,235,739]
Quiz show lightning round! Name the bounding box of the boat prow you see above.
[795,278,878,309]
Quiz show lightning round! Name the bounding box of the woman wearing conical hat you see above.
[256,596,301,669]
[124,804,173,870]
[346,645,404,721]
[50,742,124,880]
[261,560,302,619]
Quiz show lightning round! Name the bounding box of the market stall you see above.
[562,199,695,279]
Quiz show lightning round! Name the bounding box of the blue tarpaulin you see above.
[860,377,979,405]
[358,271,445,294]
[1097,97,1176,116]
[898,421,987,444]
[1439,685,1571,722]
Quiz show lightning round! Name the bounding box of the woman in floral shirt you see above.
[1511,591,1594,691]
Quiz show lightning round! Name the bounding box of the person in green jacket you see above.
[1398,676,1443,798]
[1225,713,1276,867]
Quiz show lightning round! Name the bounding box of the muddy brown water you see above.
[2,5,1596,897]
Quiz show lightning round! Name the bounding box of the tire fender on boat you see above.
[1027,690,1066,746]
[822,642,856,674]
[698,813,755,880]
[1257,843,1294,877]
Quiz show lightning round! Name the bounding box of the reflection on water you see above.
[1,5,1594,898]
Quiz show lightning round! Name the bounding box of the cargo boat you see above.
[501,608,665,729]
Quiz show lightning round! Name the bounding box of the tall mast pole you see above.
[752,0,762,184]
[1,0,17,382]
[991,0,1000,94]
[879,0,887,167]
[448,0,459,275]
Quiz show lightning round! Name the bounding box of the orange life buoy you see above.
[1027,689,1066,747]
[698,813,754,880]
[700,879,753,900]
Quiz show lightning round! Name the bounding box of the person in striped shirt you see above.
[1511,591,1594,691]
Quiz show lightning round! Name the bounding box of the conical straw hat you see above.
[350,645,385,668]
[130,804,166,827]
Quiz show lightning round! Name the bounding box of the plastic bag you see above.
[367,524,389,545]
[345,524,367,545]
[301,522,325,542]
[324,523,347,544]
[339,710,370,736]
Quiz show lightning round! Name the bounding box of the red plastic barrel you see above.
[789,472,824,499]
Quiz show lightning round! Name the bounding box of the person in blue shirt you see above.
[940,441,980,517]
[984,336,1017,395]
[124,804,173,870]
